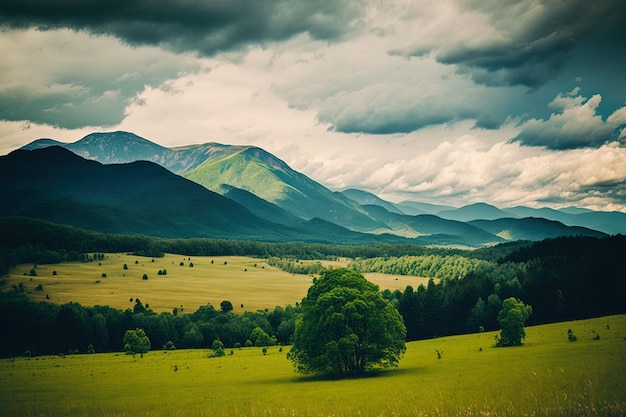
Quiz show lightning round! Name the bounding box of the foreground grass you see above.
[3,254,430,313]
[1,315,624,417]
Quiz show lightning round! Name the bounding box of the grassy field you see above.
[1,315,624,417]
[3,254,431,313]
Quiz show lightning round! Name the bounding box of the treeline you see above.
[266,257,326,275]
[0,292,299,358]
[0,217,471,276]
[350,254,490,280]
[390,235,626,340]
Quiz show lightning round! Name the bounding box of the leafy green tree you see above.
[211,339,225,357]
[123,328,151,354]
[220,300,234,313]
[495,298,532,347]
[288,268,406,378]
[250,326,274,346]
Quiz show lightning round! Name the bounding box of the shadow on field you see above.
[263,365,426,385]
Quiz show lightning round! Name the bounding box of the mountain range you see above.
[9,131,621,246]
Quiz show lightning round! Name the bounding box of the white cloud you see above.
[513,90,626,149]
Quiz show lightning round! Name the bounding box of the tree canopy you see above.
[123,328,151,354]
[288,268,406,378]
[496,298,532,347]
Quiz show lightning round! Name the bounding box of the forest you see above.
[0,217,625,357]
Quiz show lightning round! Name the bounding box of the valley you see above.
[5,254,431,313]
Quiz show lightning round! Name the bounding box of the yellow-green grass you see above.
[3,254,430,313]
[1,315,624,417]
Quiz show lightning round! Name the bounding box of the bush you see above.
[567,329,577,342]
[142,274,148,280]
[210,339,225,357]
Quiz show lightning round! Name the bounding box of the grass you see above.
[1,315,624,417]
[2,254,431,313]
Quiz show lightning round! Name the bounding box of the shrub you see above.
[567,329,577,342]
[142,274,148,280]
[101,273,107,278]
[210,339,225,357]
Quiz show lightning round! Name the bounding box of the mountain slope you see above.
[438,203,518,222]
[395,200,455,215]
[21,132,385,233]
[360,204,504,247]
[468,217,607,241]
[503,206,626,236]
[341,189,405,215]
[0,147,293,239]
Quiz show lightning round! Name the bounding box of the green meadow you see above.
[1,315,624,417]
[5,254,431,313]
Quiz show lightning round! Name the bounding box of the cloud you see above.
[0,0,364,56]
[0,29,204,128]
[511,89,626,149]
[393,0,626,88]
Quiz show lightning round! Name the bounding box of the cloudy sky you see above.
[1,0,626,211]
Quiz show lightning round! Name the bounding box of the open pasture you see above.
[3,254,429,313]
[1,315,624,417]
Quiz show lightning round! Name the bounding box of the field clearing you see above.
[1,315,624,417]
[2,254,430,313]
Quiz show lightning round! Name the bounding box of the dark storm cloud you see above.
[430,0,626,88]
[0,0,364,56]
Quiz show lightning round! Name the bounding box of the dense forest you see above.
[1,217,624,357]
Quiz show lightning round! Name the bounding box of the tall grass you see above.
[1,315,624,417]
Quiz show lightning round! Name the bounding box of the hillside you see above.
[22,132,385,233]
[0,147,281,239]
[469,217,607,241]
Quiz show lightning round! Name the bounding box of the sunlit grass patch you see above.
[1,315,624,417]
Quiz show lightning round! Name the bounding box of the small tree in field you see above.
[220,300,233,313]
[123,328,151,355]
[210,339,225,357]
[495,298,532,347]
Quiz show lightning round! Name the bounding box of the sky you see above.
[1,0,626,212]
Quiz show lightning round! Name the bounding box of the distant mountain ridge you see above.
[0,146,412,244]
[17,131,620,243]
[22,132,382,233]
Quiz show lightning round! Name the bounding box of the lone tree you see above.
[288,268,406,378]
[495,297,532,347]
[123,328,151,355]
[220,300,234,313]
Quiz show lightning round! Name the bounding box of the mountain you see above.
[503,206,626,236]
[181,145,384,231]
[438,203,518,222]
[22,131,171,165]
[1,147,418,245]
[0,147,278,239]
[468,217,607,241]
[395,200,455,215]
[341,189,405,215]
[18,131,618,240]
[360,204,504,247]
[21,132,384,233]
